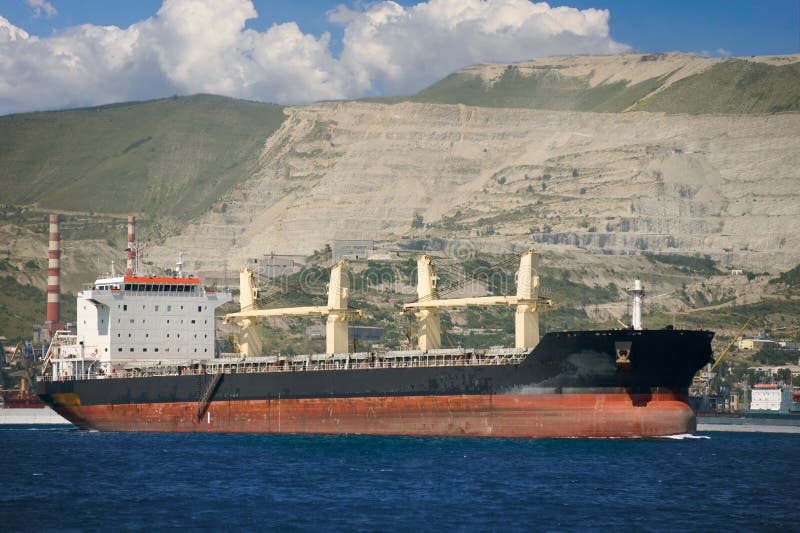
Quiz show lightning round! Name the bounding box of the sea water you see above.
[2,428,799,531]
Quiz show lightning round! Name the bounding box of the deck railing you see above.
[41,348,530,381]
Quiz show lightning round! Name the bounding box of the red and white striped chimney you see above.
[46,214,62,334]
[126,215,136,276]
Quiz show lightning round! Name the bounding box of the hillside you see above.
[150,100,800,273]
[0,95,285,221]
[410,54,800,114]
[1,53,800,342]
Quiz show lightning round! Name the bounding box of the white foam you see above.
[659,433,710,440]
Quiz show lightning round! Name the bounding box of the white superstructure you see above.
[749,384,791,412]
[48,274,230,379]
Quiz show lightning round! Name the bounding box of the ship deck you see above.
[45,347,531,381]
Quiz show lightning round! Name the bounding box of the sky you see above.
[0,0,798,115]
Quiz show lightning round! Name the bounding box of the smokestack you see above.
[46,214,61,334]
[126,215,136,276]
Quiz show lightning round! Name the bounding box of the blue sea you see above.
[2,428,799,531]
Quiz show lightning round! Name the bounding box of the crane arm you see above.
[226,306,331,320]
[710,317,752,372]
[403,296,555,310]
[403,296,517,309]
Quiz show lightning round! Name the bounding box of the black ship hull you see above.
[39,329,714,437]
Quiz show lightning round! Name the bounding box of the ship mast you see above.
[403,250,555,350]
[629,279,645,330]
[225,262,364,355]
[176,252,184,277]
[125,216,136,276]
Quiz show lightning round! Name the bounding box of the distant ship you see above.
[37,241,714,437]
[0,390,70,425]
[696,383,800,433]
[748,382,800,416]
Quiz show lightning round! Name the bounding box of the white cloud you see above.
[337,0,628,95]
[0,16,30,41]
[0,0,628,115]
[26,0,57,18]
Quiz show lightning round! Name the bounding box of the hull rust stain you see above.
[51,392,694,437]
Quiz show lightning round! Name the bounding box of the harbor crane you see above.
[402,250,555,350]
[225,262,363,356]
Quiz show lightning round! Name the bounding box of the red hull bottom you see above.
[52,393,695,438]
[55,394,696,437]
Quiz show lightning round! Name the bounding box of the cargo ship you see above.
[37,238,714,437]
[696,384,800,433]
[0,390,71,425]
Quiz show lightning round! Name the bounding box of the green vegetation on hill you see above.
[633,60,800,114]
[409,58,800,114]
[0,277,76,341]
[644,253,721,276]
[411,66,669,112]
[0,95,285,222]
[770,264,800,287]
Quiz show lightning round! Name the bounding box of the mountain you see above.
[409,53,800,114]
[0,94,285,221]
[152,98,800,273]
[0,54,798,287]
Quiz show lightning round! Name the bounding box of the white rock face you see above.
[151,100,800,273]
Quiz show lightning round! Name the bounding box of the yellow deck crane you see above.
[710,317,753,372]
[4,341,37,395]
[225,262,363,356]
[402,250,556,350]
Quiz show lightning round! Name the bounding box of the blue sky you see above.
[3,0,798,56]
[0,0,798,114]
